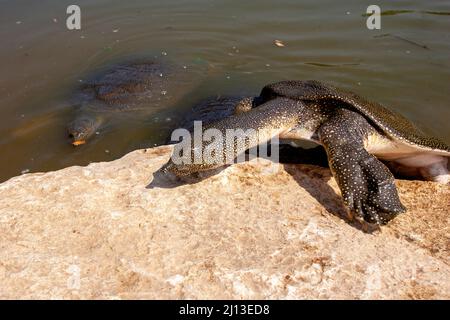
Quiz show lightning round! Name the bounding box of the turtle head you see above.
[161,159,199,177]
[67,115,103,146]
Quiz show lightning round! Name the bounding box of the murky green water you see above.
[1,0,449,182]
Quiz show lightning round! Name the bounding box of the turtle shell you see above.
[260,80,450,153]
[178,96,247,132]
[73,61,191,113]
[77,62,170,111]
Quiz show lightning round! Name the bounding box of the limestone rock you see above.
[0,145,449,299]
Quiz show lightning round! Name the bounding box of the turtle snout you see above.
[67,117,98,146]
[161,160,192,177]
[68,131,86,146]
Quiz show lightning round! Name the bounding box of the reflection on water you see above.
[0,0,449,182]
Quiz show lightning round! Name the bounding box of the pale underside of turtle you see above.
[67,60,194,145]
[163,80,450,225]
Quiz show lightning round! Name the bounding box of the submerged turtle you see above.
[162,80,450,225]
[175,95,252,131]
[67,60,199,145]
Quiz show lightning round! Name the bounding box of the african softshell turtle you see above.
[162,80,450,225]
[67,59,201,145]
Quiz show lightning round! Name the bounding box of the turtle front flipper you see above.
[318,109,406,224]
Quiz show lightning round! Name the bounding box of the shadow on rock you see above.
[146,144,379,233]
[277,145,329,167]
[282,164,380,233]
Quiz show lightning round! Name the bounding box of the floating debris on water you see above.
[362,9,450,17]
[53,18,58,23]
[161,90,167,95]
[161,51,167,56]
[424,11,450,16]
[274,40,285,47]
[16,21,22,25]
[112,29,119,33]
[362,10,414,17]
[380,10,414,16]
[105,149,110,154]
[304,62,360,68]
[21,169,30,175]
[374,33,429,50]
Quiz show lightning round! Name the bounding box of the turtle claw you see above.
[341,154,406,225]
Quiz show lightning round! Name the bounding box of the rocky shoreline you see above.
[0,145,449,299]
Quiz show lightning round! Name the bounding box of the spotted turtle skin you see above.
[162,80,450,225]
